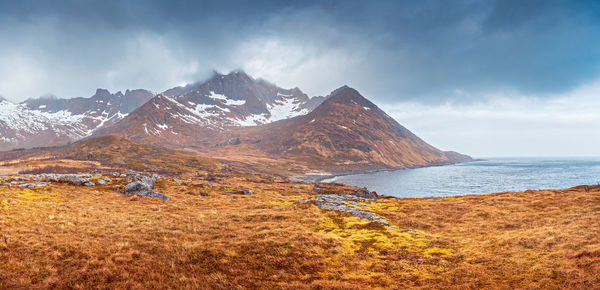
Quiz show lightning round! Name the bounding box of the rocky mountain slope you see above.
[0,89,154,151]
[221,86,472,170]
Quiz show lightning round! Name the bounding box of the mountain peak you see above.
[330,85,358,97]
[94,88,112,98]
[210,69,253,82]
[325,85,374,108]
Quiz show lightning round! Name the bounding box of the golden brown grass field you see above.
[1,173,599,289]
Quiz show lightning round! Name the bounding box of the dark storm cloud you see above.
[0,0,599,103]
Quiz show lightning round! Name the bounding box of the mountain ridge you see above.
[0,70,471,174]
[0,88,155,151]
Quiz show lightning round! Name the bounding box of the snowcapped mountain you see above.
[0,89,154,151]
[161,71,325,127]
[93,71,327,143]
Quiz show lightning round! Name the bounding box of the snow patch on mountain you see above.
[154,91,314,128]
[208,91,246,106]
[235,113,269,126]
[267,95,309,122]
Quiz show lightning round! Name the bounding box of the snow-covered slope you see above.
[164,90,312,129]
[0,89,154,151]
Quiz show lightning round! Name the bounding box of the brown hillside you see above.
[227,86,471,171]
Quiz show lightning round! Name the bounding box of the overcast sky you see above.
[0,0,599,157]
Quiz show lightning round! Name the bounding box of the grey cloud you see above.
[0,0,598,103]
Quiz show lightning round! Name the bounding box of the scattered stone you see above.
[301,193,396,228]
[200,182,218,188]
[226,187,253,195]
[58,176,89,186]
[31,182,50,188]
[83,181,95,187]
[351,188,379,199]
[17,182,50,188]
[96,178,111,185]
[313,185,326,195]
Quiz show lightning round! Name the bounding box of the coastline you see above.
[296,159,482,183]
[302,157,600,199]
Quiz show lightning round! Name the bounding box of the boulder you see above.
[226,187,253,195]
[124,175,171,200]
[59,176,89,186]
[17,182,49,188]
[352,188,379,199]
[96,178,110,185]
[200,182,218,188]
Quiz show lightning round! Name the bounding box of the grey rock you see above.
[17,182,50,188]
[125,181,152,195]
[172,178,182,185]
[301,193,396,228]
[59,176,89,186]
[31,182,50,188]
[292,185,303,189]
[226,187,253,195]
[138,190,172,200]
[124,175,171,200]
[96,178,110,185]
[352,188,379,199]
[200,182,218,188]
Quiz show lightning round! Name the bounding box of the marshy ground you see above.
[0,174,599,288]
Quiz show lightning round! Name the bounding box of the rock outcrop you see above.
[124,174,171,200]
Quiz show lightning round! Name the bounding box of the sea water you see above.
[322,158,600,198]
